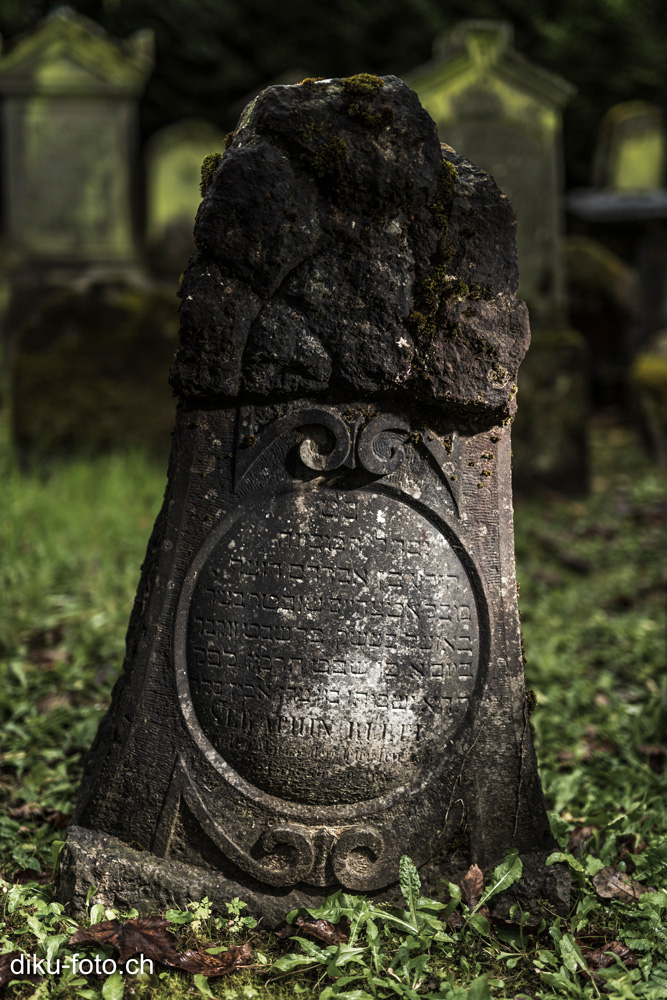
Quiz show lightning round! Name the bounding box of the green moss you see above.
[341,74,393,130]
[348,105,394,130]
[298,120,322,143]
[313,137,348,178]
[224,131,234,149]
[431,160,458,229]
[342,73,385,96]
[406,159,460,350]
[298,77,324,86]
[200,151,224,196]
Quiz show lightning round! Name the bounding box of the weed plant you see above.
[0,419,665,998]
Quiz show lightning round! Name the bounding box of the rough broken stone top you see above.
[171,74,530,427]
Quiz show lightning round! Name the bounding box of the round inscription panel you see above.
[184,487,480,805]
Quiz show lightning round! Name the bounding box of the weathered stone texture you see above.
[172,76,529,426]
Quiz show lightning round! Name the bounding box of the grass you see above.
[0,415,665,999]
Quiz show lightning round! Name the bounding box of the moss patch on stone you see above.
[313,137,348,178]
[200,151,224,197]
[342,73,385,97]
[407,158,459,346]
[342,73,393,131]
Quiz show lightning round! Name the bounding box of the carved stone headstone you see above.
[61,75,568,923]
[0,8,152,267]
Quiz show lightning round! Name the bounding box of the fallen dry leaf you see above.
[11,804,42,822]
[70,917,253,977]
[584,940,638,971]
[70,917,182,966]
[459,864,484,910]
[69,919,125,950]
[293,916,349,945]
[593,866,655,903]
[569,825,598,858]
[0,951,44,989]
[177,941,253,977]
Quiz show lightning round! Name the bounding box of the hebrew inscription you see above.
[184,487,480,806]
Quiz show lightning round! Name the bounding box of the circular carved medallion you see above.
[183,486,480,805]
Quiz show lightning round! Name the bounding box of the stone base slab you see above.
[59,825,569,926]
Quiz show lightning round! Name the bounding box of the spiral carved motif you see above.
[331,825,391,890]
[256,824,316,886]
[297,408,351,471]
[356,415,410,475]
[252,823,394,890]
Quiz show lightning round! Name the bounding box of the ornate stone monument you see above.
[61,75,568,923]
[0,8,152,268]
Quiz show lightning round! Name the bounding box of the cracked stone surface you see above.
[171,75,529,428]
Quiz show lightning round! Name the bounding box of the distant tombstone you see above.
[406,20,574,321]
[406,21,587,493]
[593,102,666,193]
[568,104,667,363]
[145,119,222,278]
[61,76,568,923]
[0,8,153,266]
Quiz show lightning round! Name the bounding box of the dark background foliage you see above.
[0,0,665,188]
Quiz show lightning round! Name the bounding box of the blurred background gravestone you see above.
[145,118,222,282]
[0,9,151,267]
[407,21,589,493]
[0,9,178,461]
[567,102,667,464]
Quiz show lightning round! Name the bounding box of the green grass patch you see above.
[0,418,665,998]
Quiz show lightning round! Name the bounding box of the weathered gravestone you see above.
[569,103,667,362]
[593,102,666,193]
[0,8,152,267]
[61,75,568,923]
